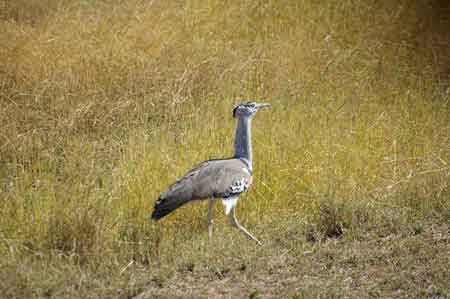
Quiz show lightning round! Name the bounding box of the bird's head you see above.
[232,101,271,118]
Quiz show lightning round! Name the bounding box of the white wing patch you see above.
[221,177,249,215]
[222,197,238,215]
[230,177,249,193]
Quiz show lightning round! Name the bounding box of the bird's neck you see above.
[234,116,252,170]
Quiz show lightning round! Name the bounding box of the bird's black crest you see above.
[233,101,255,118]
[232,106,238,118]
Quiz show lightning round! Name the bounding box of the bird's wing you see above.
[190,158,252,199]
[152,158,251,220]
[161,158,252,200]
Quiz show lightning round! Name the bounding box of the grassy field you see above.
[1,0,449,298]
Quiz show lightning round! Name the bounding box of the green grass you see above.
[1,0,449,298]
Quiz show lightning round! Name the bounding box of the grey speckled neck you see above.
[234,116,252,171]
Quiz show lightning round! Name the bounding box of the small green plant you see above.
[412,222,425,235]
[249,288,261,299]
[292,290,304,299]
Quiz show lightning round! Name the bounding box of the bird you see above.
[151,101,271,245]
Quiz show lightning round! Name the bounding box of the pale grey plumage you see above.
[151,101,270,245]
[151,158,252,219]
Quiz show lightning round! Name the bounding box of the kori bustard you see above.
[151,101,270,245]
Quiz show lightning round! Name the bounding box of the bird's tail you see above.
[151,196,191,220]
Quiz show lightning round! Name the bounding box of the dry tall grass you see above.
[1,1,449,297]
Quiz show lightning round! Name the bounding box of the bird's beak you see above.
[256,103,271,109]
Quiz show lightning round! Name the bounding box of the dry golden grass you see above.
[0,0,449,298]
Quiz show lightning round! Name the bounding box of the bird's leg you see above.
[229,207,262,246]
[207,199,214,239]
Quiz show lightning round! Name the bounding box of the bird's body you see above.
[151,157,252,220]
[151,101,270,245]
